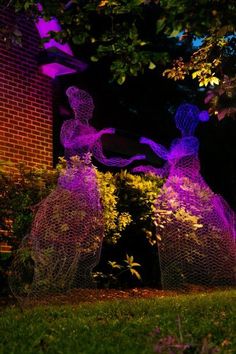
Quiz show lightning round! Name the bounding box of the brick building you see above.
[0,8,54,168]
[0,5,83,169]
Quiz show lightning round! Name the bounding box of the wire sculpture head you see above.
[66,86,95,123]
[174,103,201,136]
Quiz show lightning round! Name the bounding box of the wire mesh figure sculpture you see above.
[9,86,144,303]
[134,104,236,289]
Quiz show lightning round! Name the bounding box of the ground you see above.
[0,286,223,309]
[1,288,235,353]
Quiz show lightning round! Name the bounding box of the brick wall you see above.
[0,8,54,253]
[0,7,53,168]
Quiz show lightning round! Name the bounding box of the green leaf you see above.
[168,25,183,38]
[148,62,156,70]
[72,35,84,45]
[91,56,99,62]
[24,2,31,11]
[156,17,166,34]
[117,75,126,85]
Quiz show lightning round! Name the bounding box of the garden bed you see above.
[1,288,176,309]
[0,285,232,309]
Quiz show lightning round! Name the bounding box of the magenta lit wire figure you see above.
[60,86,145,169]
[9,87,144,303]
[134,104,236,289]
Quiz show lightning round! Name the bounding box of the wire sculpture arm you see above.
[63,85,146,167]
[62,127,115,150]
[93,140,145,167]
[140,137,169,160]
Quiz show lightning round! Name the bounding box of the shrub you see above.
[0,162,58,250]
[0,160,165,292]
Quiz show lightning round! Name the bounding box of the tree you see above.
[4,0,236,118]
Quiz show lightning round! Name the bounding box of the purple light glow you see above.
[40,63,77,78]
[35,16,73,56]
[134,103,236,289]
[61,86,145,167]
[35,3,76,78]
[199,110,210,122]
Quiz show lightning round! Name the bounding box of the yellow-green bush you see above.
[0,160,165,291]
[0,160,165,250]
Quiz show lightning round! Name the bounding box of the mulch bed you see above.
[0,286,221,309]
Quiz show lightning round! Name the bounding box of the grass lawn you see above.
[0,289,235,354]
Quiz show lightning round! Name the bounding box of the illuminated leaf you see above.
[148,62,156,70]
[117,75,126,85]
[192,71,200,79]
[108,261,122,269]
[98,0,109,7]
[61,223,69,232]
[91,56,99,62]
[169,28,181,38]
[210,77,220,86]
[130,268,142,280]
[193,223,203,229]
[125,254,134,265]
[131,262,141,267]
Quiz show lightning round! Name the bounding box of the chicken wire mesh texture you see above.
[61,86,144,167]
[155,104,236,289]
[9,84,144,303]
[9,162,104,303]
[66,86,95,123]
[60,87,95,162]
[133,103,235,289]
[9,87,104,303]
[156,161,236,289]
